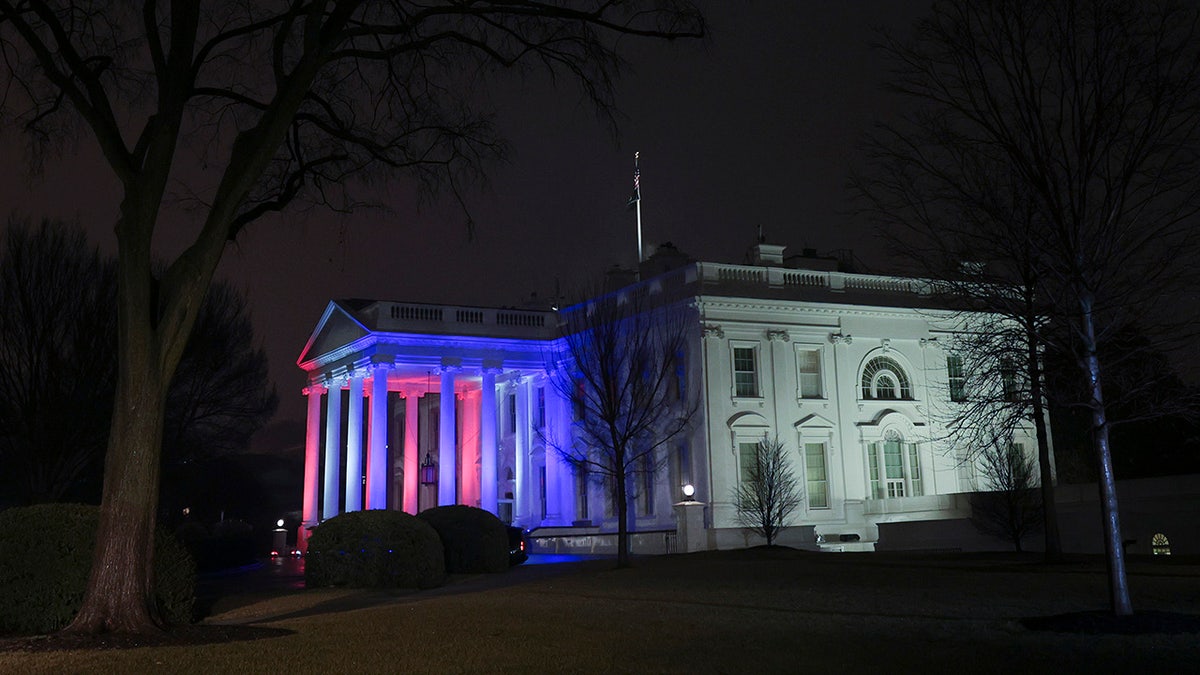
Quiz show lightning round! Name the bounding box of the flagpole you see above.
[634,151,643,264]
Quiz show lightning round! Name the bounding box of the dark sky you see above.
[0,2,930,434]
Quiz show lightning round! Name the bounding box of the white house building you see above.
[295,241,1039,552]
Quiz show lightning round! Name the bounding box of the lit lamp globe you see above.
[681,484,696,502]
[276,519,285,528]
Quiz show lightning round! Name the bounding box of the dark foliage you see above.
[970,442,1044,551]
[305,511,444,589]
[417,505,509,574]
[0,504,195,635]
[0,218,277,508]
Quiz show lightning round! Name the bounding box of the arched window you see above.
[861,356,912,400]
[867,429,923,498]
[1152,532,1171,556]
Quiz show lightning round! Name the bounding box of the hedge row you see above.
[0,504,195,635]
[304,505,512,589]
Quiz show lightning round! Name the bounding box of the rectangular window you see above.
[673,351,687,402]
[536,387,546,428]
[947,354,966,402]
[575,468,589,521]
[572,380,585,421]
[805,442,828,509]
[733,346,759,397]
[868,443,880,498]
[907,443,923,497]
[1001,359,1019,402]
[884,440,905,498]
[797,348,823,399]
[957,455,976,486]
[738,441,760,483]
[508,393,517,432]
[539,465,547,520]
[640,453,655,517]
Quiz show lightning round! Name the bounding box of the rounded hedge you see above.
[0,503,196,635]
[305,510,445,589]
[417,505,510,574]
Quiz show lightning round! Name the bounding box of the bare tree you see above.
[545,287,697,568]
[970,438,1043,552]
[856,0,1200,615]
[0,218,276,508]
[0,218,116,505]
[0,1,704,633]
[732,436,802,547]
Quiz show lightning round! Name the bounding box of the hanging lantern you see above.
[420,452,437,485]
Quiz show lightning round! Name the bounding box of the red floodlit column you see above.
[438,366,458,505]
[344,371,364,512]
[322,378,342,521]
[480,368,499,515]
[300,383,325,551]
[460,389,481,507]
[366,363,390,509]
[403,391,419,514]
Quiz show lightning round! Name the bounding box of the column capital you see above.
[766,329,790,342]
[829,332,853,345]
[303,383,327,396]
[702,324,724,339]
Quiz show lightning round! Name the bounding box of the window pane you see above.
[733,347,758,397]
[947,355,966,402]
[797,349,822,398]
[908,443,923,497]
[805,443,828,508]
[884,440,903,479]
[739,442,759,483]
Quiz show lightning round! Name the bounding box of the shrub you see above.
[305,510,444,589]
[176,518,258,572]
[417,505,509,574]
[0,504,196,635]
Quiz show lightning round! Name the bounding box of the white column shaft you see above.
[302,386,324,527]
[345,374,364,512]
[480,370,499,515]
[322,384,342,520]
[366,364,389,509]
[515,378,530,522]
[438,369,457,505]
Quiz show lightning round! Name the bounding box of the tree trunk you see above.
[65,250,167,633]
[1080,302,1132,616]
[616,469,630,568]
[1027,330,1062,561]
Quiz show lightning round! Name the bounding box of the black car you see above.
[507,525,528,565]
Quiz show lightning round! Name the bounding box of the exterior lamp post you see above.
[674,483,706,553]
[681,484,696,502]
[420,452,437,485]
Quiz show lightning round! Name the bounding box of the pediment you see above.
[794,413,835,430]
[297,302,371,366]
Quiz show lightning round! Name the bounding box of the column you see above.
[403,391,419,514]
[300,383,325,551]
[366,362,390,510]
[322,378,342,520]
[438,366,458,505]
[514,376,529,522]
[480,368,499,515]
[345,370,364,512]
[547,377,574,525]
[460,390,481,507]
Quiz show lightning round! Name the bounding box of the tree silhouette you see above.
[732,437,803,547]
[0,218,276,508]
[545,286,697,568]
[0,1,704,633]
[857,0,1200,615]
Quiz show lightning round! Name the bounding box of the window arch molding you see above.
[858,351,916,401]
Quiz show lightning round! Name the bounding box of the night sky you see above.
[0,2,930,439]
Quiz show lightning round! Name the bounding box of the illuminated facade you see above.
[296,243,1039,551]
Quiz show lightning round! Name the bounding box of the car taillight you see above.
[520,540,525,552]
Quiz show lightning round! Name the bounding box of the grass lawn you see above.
[3,549,1199,673]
